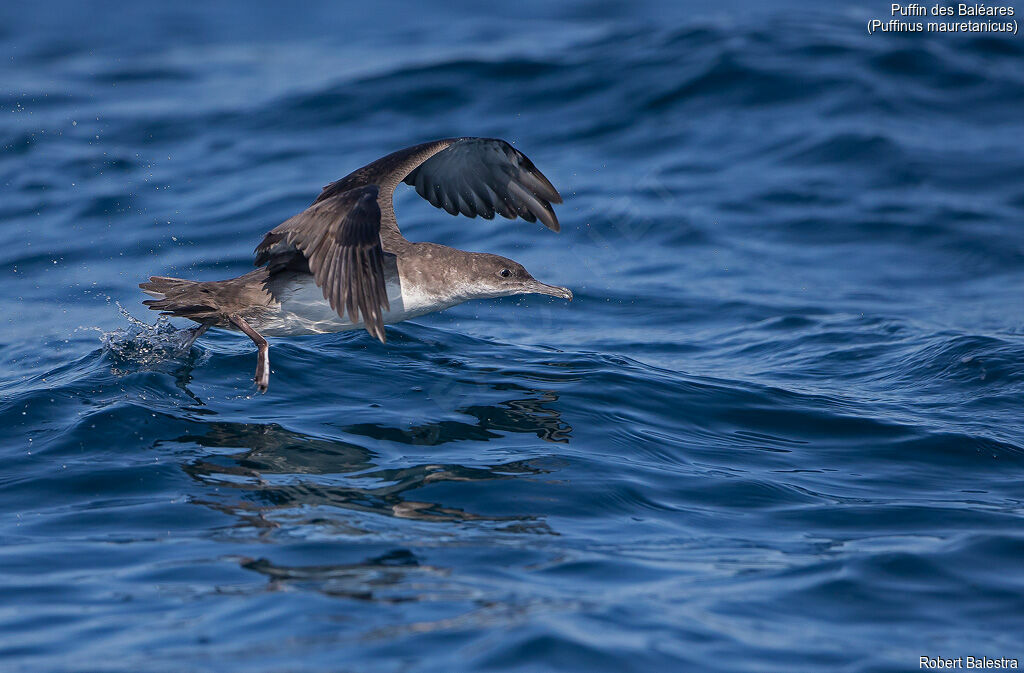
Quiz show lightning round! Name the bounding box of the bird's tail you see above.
[139,276,219,321]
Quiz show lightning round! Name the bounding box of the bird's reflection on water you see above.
[236,549,449,603]
[174,389,572,532]
[346,390,571,445]
[172,389,571,602]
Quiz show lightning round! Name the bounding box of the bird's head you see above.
[461,252,573,302]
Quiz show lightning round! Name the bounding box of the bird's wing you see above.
[313,137,562,240]
[404,138,563,231]
[254,185,390,342]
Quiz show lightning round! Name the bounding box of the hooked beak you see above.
[528,281,573,301]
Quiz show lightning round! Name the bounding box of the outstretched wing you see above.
[403,138,562,231]
[255,185,390,342]
[312,138,562,241]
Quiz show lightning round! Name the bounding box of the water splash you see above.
[99,303,201,366]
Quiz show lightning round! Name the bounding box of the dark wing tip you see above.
[369,322,387,344]
[514,150,563,205]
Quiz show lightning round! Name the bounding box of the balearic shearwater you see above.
[140,137,572,392]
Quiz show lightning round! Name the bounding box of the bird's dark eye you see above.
[499,268,512,278]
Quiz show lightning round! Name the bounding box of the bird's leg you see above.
[181,323,209,350]
[229,314,270,393]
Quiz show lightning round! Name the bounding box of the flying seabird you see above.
[140,137,572,392]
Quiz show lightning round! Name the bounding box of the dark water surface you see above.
[3,1,1024,671]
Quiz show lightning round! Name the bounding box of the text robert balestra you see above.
[920,657,1019,669]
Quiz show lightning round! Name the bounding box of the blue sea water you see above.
[2,1,1024,671]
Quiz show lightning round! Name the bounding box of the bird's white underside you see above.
[257,275,453,337]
